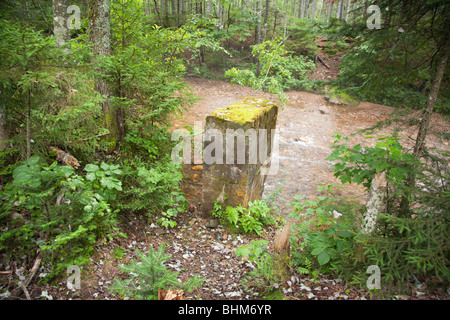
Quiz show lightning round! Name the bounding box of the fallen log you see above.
[316,55,331,69]
[49,146,80,169]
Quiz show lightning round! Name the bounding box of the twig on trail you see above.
[316,55,330,69]
[11,251,43,299]
[19,283,31,300]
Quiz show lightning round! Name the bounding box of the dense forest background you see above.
[0,0,448,300]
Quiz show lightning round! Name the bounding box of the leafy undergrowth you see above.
[2,207,448,300]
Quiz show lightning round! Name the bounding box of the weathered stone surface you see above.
[201,97,278,216]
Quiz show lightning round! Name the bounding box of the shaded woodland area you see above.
[0,0,449,302]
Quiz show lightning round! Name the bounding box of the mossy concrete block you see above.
[201,97,278,216]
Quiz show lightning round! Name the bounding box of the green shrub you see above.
[288,184,361,275]
[211,199,275,235]
[0,157,120,277]
[117,157,186,228]
[324,133,450,293]
[284,19,319,57]
[109,243,204,300]
[327,133,419,190]
[235,240,280,294]
[225,38,315,103]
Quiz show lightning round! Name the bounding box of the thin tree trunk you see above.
[299,0,305,19]
[255,0,262,77]
[400,36,450,216]
[53,0,70,47]
[310,0,317,21]
[0,107,7,151]
[26,88,31,159]
[413,37,450,158]
[326,1,331,24]
[304,0,310,19]
[283,0,289,39]
[344,0,351,22]
[88,0,119,151]
[262,0,270,43]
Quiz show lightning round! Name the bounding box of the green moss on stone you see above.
[209,97,277,125]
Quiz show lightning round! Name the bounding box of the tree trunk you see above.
[283,0,288,39]
[53,0,70,47]
[325,1,331,24]
[310,0,317,21]
[344,0,351,22]
[400,36,450,216]
[26,88,31,159]
[299,0,305,19]
[362,172,387,234]
[88,0,119,151]
[304,0,310,19]
[262,0,270,43]
[413,36,450,159]
[0,94,9,151]
[205,0,212,16]
[255,0,262,77]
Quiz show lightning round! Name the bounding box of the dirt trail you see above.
[173,76,433,213]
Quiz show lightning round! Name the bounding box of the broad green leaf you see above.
[311,247,324,256]
[336,230,353,238]
[100,162,110,171]
[85,164,99,172]
[317,252,330,265]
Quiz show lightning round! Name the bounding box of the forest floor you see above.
[3,39,449,301]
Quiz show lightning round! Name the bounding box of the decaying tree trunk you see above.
[362,172,387,234]
[273,223,290,280]
[274,223,290,255]
[158,288,185,300]
[49,146,80,169]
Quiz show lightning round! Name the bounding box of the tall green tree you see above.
[0,22,56,159]
[335,0,449,112]
[88,0,120,151]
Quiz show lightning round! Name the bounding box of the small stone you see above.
[154,228,166,236]
[206,218,220,228]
